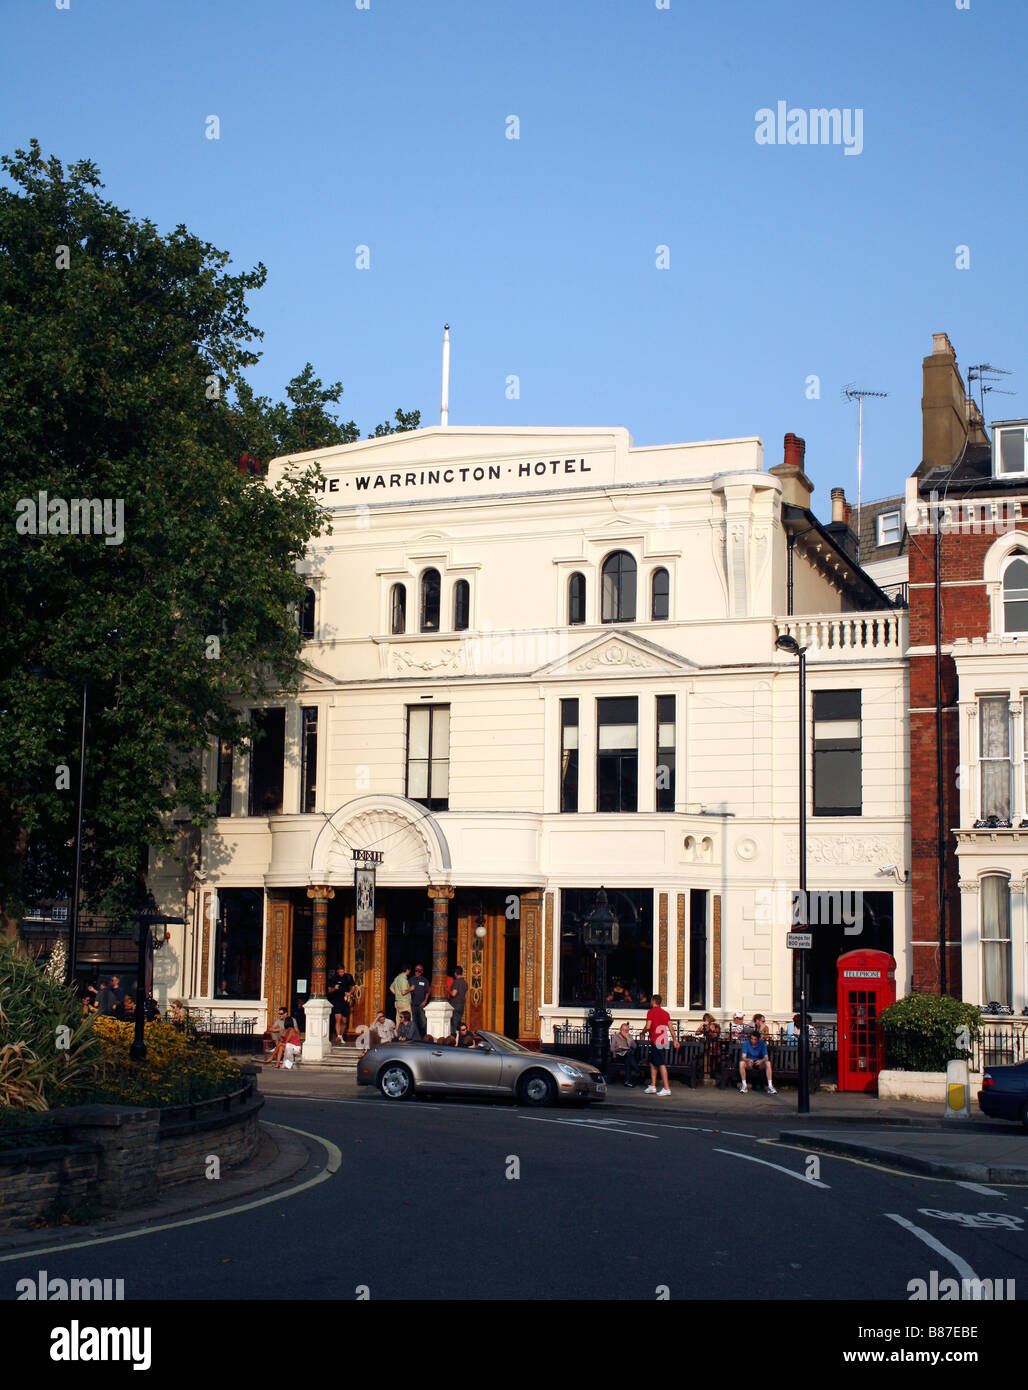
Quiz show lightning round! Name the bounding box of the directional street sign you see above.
[787,932,812,950]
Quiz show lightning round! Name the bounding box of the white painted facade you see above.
[151,425,910,1035]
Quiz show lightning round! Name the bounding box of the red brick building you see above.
[907,333,1028,1009]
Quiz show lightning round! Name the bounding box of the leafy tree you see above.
[0,141,330,927]
[369,406,422,438]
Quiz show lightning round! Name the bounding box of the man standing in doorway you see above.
[410,964,431,1038]
[328,965,356,1046]
[448,965,467,1036]
[643,993,673,1097]
[390,964,413,1025]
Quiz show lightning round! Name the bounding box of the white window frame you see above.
[877,510,901,546]
[1001,554,1028,634]
[993,423,1028,479]
[980,872,1013,1009]
[978,695,1012,821]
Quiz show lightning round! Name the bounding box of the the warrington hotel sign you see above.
[312,455,598,503]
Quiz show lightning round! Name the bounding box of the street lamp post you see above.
[583,887,619,1074]
[776,633,811,1115]
[130,892,183,1063]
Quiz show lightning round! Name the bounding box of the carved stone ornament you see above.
[389,646,467,676]
[571,642,653,672]
[784,835,903,867]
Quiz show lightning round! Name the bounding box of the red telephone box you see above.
[836,948,897,1093]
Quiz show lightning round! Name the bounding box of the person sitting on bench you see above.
[738,1030,776,1094]
[608,1021,639,1088]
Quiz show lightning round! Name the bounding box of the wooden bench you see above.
[717,1039,822,1091]
[620,1036,705,1088]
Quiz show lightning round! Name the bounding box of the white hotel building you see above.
[151,423,910,1043]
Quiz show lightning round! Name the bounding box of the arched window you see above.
[390,583,406,635]
[568,572,586,626]
[601,551,637,623]
[420,569,441,632]
[453,579,470,631]
[651,568,670,621]
[299,587,316,639]
[981,874,1012,1008]
[1002,556,1028,632]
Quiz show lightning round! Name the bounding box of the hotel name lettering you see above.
[313,457,594,497]
[352,849,385,864]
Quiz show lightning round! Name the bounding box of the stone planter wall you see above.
[877,1068,983,1103]
[0,1085,263,1231]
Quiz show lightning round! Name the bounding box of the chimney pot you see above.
[783,433,806,469]
[830,487,847,523]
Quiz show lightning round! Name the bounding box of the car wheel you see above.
[517,1070,556,1107]
[378,1062,415,1101]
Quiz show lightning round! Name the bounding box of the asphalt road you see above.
[3,1093,1027,1305]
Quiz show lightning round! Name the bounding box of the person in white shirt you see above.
[372,1011,396,1045]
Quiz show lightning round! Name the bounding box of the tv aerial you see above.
[841,385,888,565]
[967,364,1015,418]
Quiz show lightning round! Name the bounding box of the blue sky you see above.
[3,0,1026,509]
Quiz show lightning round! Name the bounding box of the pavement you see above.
[253,1053,1028,1184]
[0,1114,320,1255]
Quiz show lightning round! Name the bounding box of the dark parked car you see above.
[978,1061,1028,1130]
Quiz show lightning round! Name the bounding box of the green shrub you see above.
[0,937,101,1112]
[880,994,981,1072]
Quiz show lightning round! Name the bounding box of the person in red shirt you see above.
[643,993,673,1095]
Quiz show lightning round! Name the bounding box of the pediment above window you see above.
[534,630,698,678]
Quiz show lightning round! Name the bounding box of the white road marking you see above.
[712,1147,830,1188]
[955,1181,1006,1199]
[884,1213,980,1283]
[0,1123,341,1265]
[518,1115,657,1138]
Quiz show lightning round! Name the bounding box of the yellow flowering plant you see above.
[90,1017,245,1107]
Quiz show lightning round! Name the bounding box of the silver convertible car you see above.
[356,1029,607,1106]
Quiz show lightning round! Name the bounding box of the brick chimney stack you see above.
[922,332,969,469]
[769,433,815,510]
[825,485,857,560]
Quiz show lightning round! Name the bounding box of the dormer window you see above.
[877,511,901,546]
[994,423,1028,477]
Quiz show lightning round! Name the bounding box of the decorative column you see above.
[957,876,980,1019]
[264,890,294,1028]
[519,888,543,1046]
[425,884,455,1039]
[302,884,334,1060]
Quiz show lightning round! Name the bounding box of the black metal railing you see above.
[972,1024,1028,1072]
[163,1011,260,1055]
[551,1020,839,1081]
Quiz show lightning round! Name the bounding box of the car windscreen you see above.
[477,1031,529,1053]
